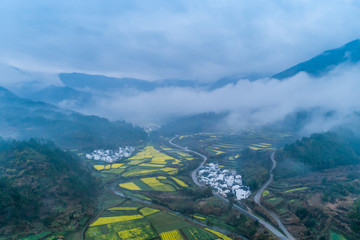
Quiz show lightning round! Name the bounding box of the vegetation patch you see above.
[284,187,308,193]
[119,182,142,191]
[330,231,347,240]
[146,212,190,233]
[262,190,270,197]
[205,228,232,240]
[159,229,184,240]
[108,207,138,211]
[141,177,175,191]
[171,177,188,187]
[183,226,217,240]
[90,215,144,227]
[117,225,156,240]
[139,207,160,216]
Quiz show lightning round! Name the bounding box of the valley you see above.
[1,6,360,239]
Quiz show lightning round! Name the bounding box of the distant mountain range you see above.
[6,39,358,113]
[0,86,147,149]
[2,39,359,135]
[273,39,360,79]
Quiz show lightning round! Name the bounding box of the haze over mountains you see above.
[1,39,360,136]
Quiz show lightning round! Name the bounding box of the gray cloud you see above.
[0,0,360,81]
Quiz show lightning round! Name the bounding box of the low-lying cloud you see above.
[77,63,360,134]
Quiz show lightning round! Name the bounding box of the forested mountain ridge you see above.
[279,131,360,172]
[273,39,360,80]
[0,139,99,237]
[0,86,147,150]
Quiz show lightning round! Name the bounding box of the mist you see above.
[73,62,360,134]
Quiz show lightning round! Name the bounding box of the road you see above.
[253,152,296,240]
[169,136,291,240]
[169,136,207,187]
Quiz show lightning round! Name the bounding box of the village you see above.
[198,163,251,200]
[86,146,134,163]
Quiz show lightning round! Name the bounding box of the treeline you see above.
[0,86,148,150]
[280,131,360,171]
[155,112,228,137]
[0,139,99,236]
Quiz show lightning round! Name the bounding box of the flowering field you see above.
[119,182,142,191]
[89,215,143,227]
[205,228,232,240]
[159,230,184,240]
[141,177,175,191]
[182,226,218,240]
[85,200,224,240]
[117,225,156,240]
[118,175,187,192]
[171,177,188,187]
[139,207,160,216]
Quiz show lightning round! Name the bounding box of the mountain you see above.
[273,39,360,80]
[0,139,98,237]
[60,73,203,92]
[0,86,147,149]
[25,85,93,108]
[279,131,360,172]
[155,112,228,136]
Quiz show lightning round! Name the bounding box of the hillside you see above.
[155,112,228,136]
[0,139,99,237]
[0,86,147,150]
[273,39,360,80]
[278,131,360,173]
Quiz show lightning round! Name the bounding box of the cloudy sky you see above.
[1,0,360,82]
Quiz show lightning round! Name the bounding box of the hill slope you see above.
[0,139,98,237]
[273,39,360,79]
[0,86,147,149]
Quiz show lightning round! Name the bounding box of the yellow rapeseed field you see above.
[157,176,167,179]
[160,167,178,174]
[105,164,111,169]
[111,163,123,168]
[139,207,160,216]
[249,146,261,151]
[205,228,232,240]
[171,177,188,187]
[93,165,104,171]
[108,207,138,211]
[117,225,155,240]
[177,152,191,157]
[159,230,184,240]
[90,215,143,227]
[213,150,225,155]
[141,177,175,191]
[119,182,142,191]
[139,163,165,167]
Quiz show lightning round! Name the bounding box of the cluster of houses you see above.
[85,147,134,163]
[198,163,251,200]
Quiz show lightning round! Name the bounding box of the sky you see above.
[1,0,360,134]
[0,0,360,82]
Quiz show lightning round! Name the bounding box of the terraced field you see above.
[85,200,229,240]
[91,146,194,183]
[119,176,186,192]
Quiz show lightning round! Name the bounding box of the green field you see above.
[85,200,221,240]
[146,212,191,233]
[330,231,347,240]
